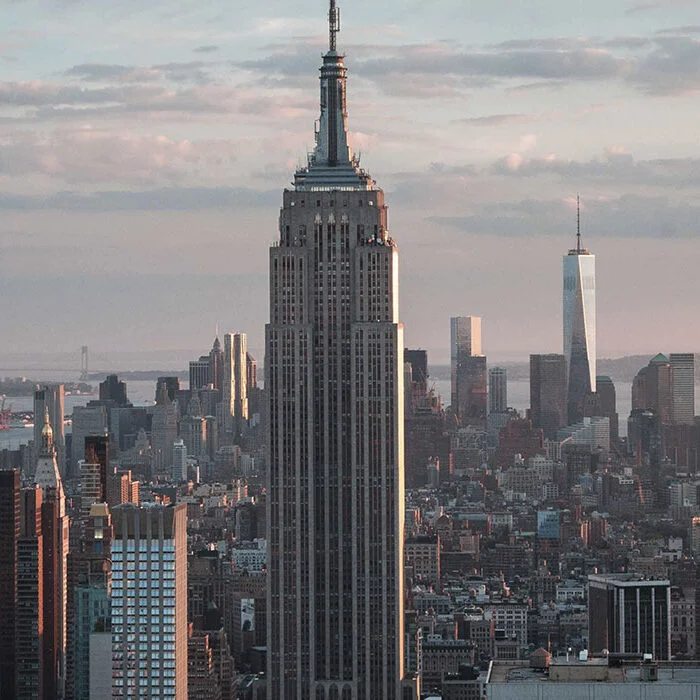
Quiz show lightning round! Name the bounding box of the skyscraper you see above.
[670,353,695,425]
[0,469,20,698]
[530,354,567,439]
[450,316,482,419]
[266,3,405,696]
[223,332,248,439]
[563,206,596,424]
[34,409,70,699]
[111,503,187,698]
[34,384,65,476]
[488,367,507,415]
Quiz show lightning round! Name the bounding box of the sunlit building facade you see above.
[266,3,405,697]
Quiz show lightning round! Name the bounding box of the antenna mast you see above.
[576,194,581,253]
[329,0,340,52]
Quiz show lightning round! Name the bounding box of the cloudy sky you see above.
[1,0,699,365]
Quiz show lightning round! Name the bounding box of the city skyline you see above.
[1,1,700,358]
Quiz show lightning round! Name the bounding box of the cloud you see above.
[458,113,529,126]
[0,186,278,211]
[430,194,700,239]
[0,129,239,184]
[626,0,694,14]
[194,45,219,53]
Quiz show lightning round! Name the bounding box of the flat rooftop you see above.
[489,661,700,685]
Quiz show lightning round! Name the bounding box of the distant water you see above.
[2,372,697,449]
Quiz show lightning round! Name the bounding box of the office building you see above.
[173,439,187,482]
[71,403,108,469]
[266,3,405,696]
[72,502,112,700]
[588,573,671,660]
[595,375,619,446]
[632,354,674,425]
[530,354,567,439]
[451,316,484,422]
[405,349,429,402]
[190,357,211,391]
[0,469,20,698]
[34,384,65,476]
[563,217,596,424]
[223,332,248,439]
[99,375,129,406]
[670,353,695,425]
[489,367,507,414]
[16,485,44,700]
[34,409,70,699]
[111,503,187,698]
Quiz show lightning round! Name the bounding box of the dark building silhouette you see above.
[84,434,109,502]
[17,486,44,700]
[99,375,129,407]
[489,367,507,415]
[632,354,673,426]
[595,375,619,446]
[405,349,429,400]
[530,354,567,439]
[0,469,20,698]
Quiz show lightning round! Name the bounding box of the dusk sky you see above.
[1,0,700,365]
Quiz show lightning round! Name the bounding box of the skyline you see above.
[2,0,700,358]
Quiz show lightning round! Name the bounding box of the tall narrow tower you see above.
[266,2,405,697]
[563,198,596,424]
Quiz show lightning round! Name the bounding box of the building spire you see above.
[329,0,340,52]
[576,194,581,253]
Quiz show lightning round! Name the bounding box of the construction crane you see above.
[0,396,10,431]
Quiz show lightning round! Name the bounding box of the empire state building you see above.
[265,2,405,698]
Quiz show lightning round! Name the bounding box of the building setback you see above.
[266,2,405,697]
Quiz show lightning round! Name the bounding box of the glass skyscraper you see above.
[563,226,596,424]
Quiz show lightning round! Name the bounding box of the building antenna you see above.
[576,194,581,253]
[329,0,340,52]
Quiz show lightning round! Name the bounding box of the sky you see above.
[1,0,699,366]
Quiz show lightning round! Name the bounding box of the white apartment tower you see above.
[563,202,596,424]
[266,2,405,697]
[111,503,187,698]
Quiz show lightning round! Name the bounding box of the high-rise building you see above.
[173,439,187,482]
[111,503,187,698]
[34,384,65,476]
[489,367,507,415]
[266,3,405,696]
[405,349,429,403]
[190,357,211,391]
[71,403,108,469]
[563,214,596,424]
[451,316,482,420]
[223,332,248,439]
[34,409,70,699]
[595,375,619,446]
[0,469,20,698]
[85,434,109,502]
[529,354,567,439]
[670,353,695,425]
[588,573,671,660]
[632,354,674,425]
[99,375,129,407]
[16,485,44,700]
